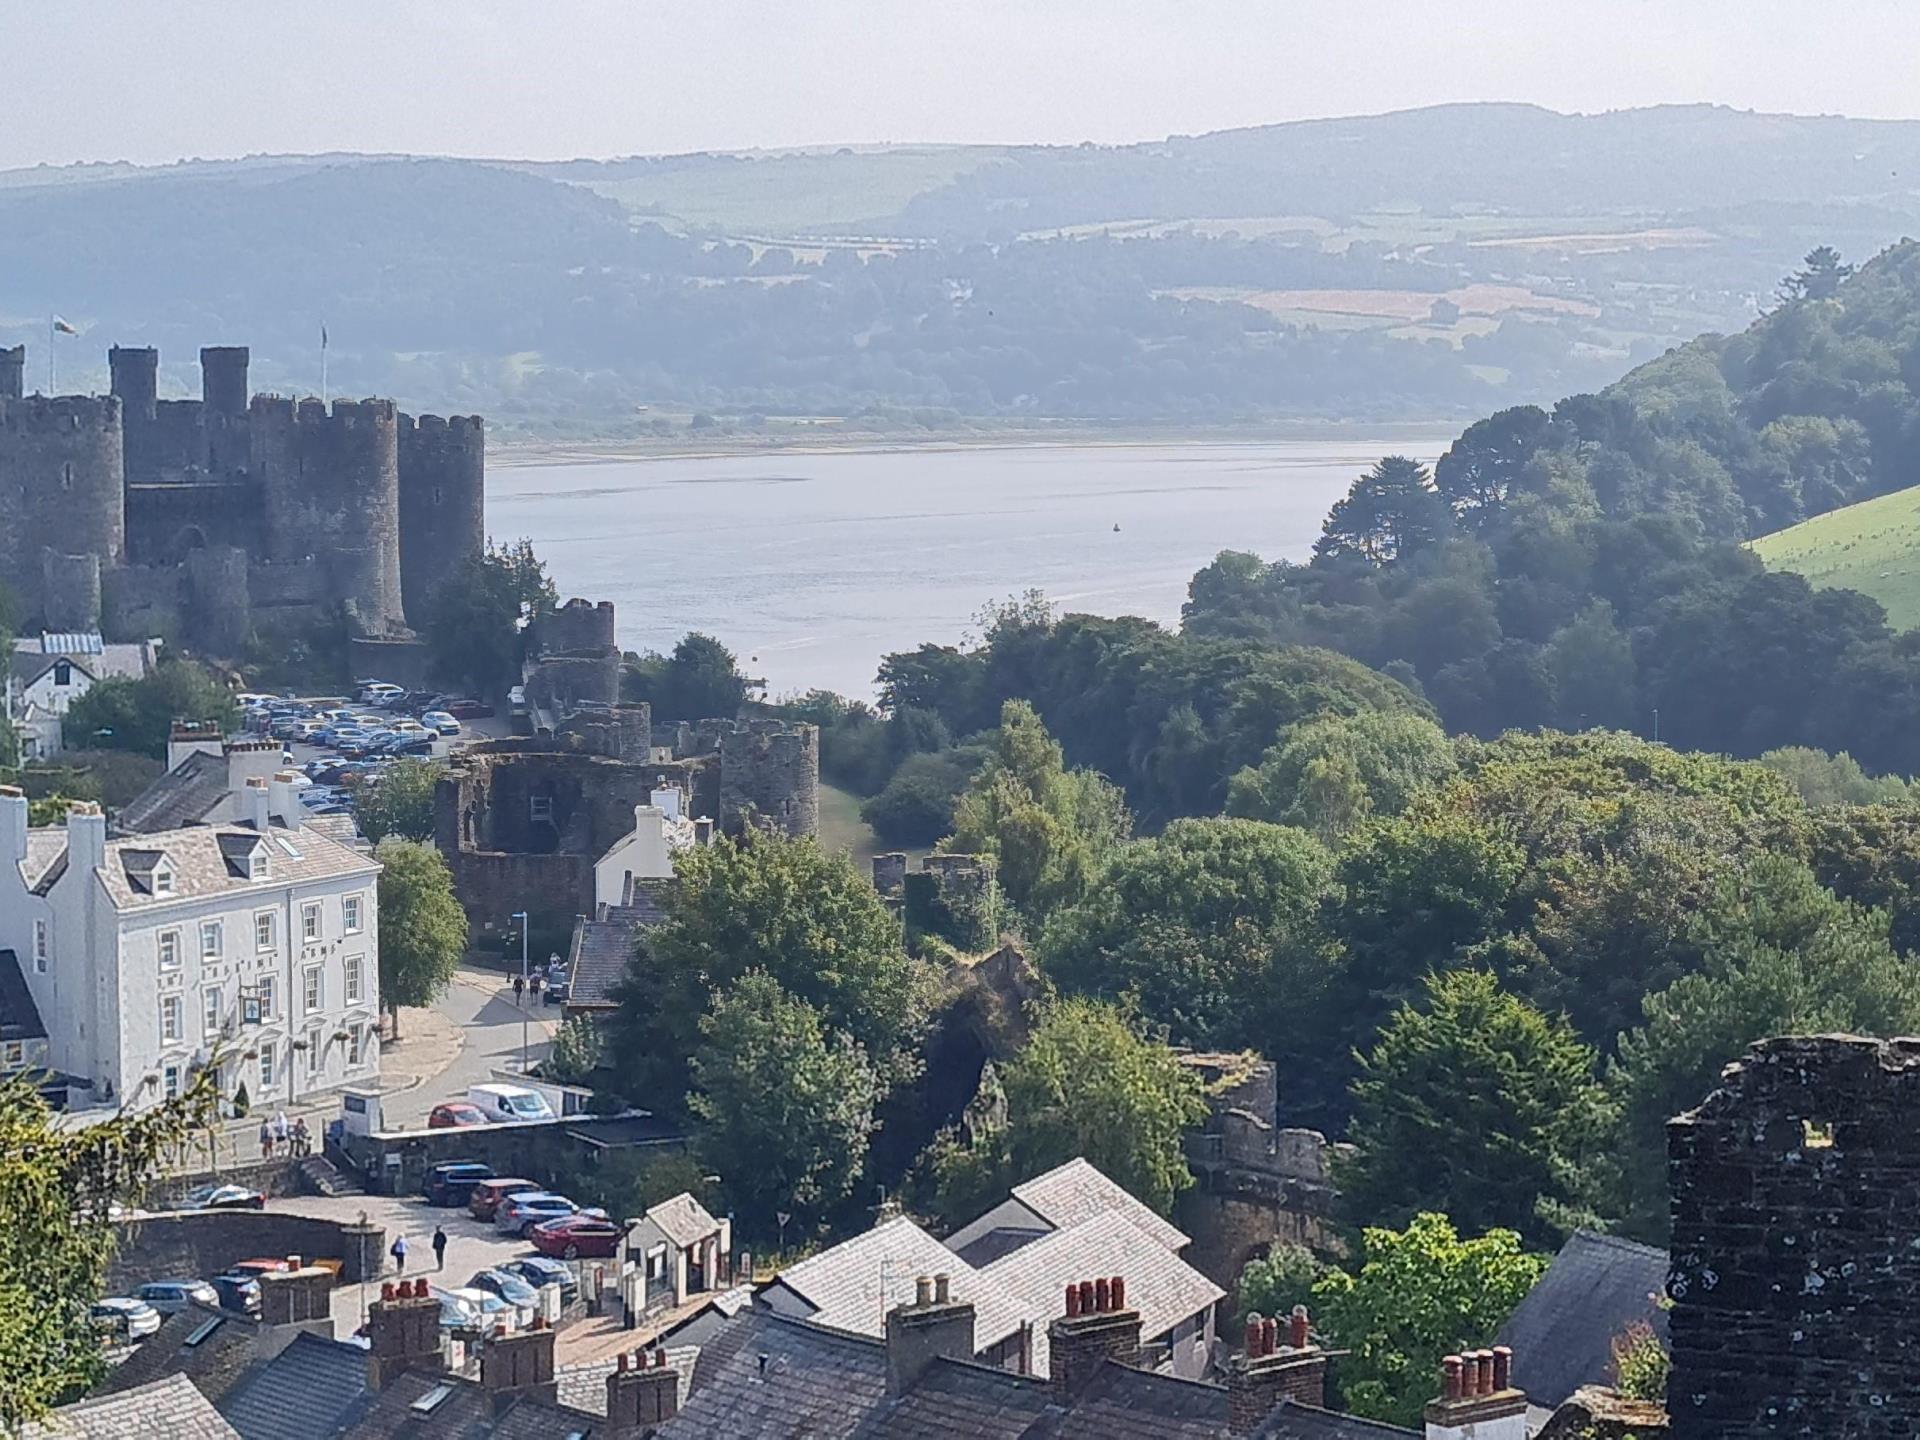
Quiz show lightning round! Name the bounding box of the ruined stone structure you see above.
[1174,1053,1347,1286]
[436,702,819,933]
[0,343,484,651]
[523,598,621,713]
[874,851,1001,951]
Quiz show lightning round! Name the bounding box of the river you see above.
[487,436,1453,699]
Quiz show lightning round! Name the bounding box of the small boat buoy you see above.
[1113,523,1121,533]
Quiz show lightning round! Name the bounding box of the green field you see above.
[1752,485,1920,629]
[818,783,882,868]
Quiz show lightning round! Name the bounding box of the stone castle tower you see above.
[0,341,484,649]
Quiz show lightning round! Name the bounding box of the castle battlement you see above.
[0,394,122,432]
[398,412,486,439]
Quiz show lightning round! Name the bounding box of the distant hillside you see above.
[1753,487,1920,630]
[5,105,1920,438]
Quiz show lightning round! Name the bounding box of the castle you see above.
[0,342,483,652]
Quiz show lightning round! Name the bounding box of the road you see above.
[380,969,559,1129]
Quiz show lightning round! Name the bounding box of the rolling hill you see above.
[1752,486,1920,630]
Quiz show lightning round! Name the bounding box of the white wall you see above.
[594,805,675,908]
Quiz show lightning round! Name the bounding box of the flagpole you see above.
[47,314,54,395]
[320,324,329,405]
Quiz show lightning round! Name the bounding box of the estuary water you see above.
[488,435,1451,699]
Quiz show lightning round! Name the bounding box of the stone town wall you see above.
[108,1209,385,1293]
[1667,1035,1920,1439]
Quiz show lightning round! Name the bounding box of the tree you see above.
[0,1070,214,1424]
[610,832,928,1108]
[1608,857,1920,1239]
[1312,1213,1546,1427]
[861,771,959,847]
[1039,817,1336,1052]
[689,972,880,1225]
[60,658,235,758]
[945,700,1132,920]
[1342,970,1614,1246]
[422,539,555,695]
[1433,405,1552,530]
[654,633,751,720]
[1544,601,1638,731]
[998,998,1208,1218]
[1314,457,1451,567]
[349,758,442,844]
[546,1014,605,1084]
[1778,244,1853,303]
[1225,710,1455,841]
[374,839,466,1039]
[1236,1243,1325,1326]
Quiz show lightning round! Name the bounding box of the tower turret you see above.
[200,346,250,416]
[0,395,124,626]
[108,346,157,419]
[0,345,23,401]
[397,412,485,620]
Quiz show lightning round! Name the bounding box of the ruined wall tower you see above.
[108,345,159,478]
[717,719,821,838]
[250,396,405,633]
[397,412,485,620]
[0,395,124,625]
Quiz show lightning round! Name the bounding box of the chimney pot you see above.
[1244,1315,1264,1358]
[1065,1282,1081,1318]
[1492,1345,1512,1391]
[915,1274,932,1307]
[1076,1280,1094,1315]
[655,1348,669,1369]
[1110,1275,1125,1309]
[1476,1349,1495,1395]
[1261,1316,1279,1357]
[495,1324,508,1339]
[1442,1355,1463,1400]
[382,1282,395,1301]
[1094,1277,1111,1313]
[934,1272,950,1305]
[618,1353,630,1373]
[1288,1304,1310,1349]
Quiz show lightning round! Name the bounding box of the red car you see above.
[529,1212,624,1260]
[428,1102,489,1129]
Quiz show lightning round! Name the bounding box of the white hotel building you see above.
[0,774,381,1111]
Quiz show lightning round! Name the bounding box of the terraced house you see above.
[0,774,381,1112]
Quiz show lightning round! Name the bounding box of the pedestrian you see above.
[258,1117,273,1159]
[432,1226,447,1271]
[273,1109,290,1154]
[512,973,525,1005]
[529,969,544,1003]
[293,1117,310,1157]
[391,1234,408,1274]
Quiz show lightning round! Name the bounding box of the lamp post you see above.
[510,911,530,1071]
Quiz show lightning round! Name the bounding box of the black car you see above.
[424,1160,495,1207]
[208,1273,262,1316]
[500,1256,579,1308]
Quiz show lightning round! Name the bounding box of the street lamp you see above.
[510,911,530,1071]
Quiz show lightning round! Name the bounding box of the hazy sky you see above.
[6,1,1920,170]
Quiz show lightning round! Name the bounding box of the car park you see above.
[468,1177,539,1222]
[467,1083,556,1124]
[136,1279,219,1314]
[175,1183,266,1211]
[358,682,406,705]
[446,1286,517,1331]
[421,710,462,736]
[499,1256,578,1307]
[423,1160,495,1206]
[529,1210,624,1260]
[496,1192,577,1237]
[423,1288,483,1332]
[428,1101,490,1129]
[209,1273,261,1316]
[444,698,495,720]
[467,1268,541,1323]
[91,1297,162,1340]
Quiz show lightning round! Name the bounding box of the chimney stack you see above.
[242,776,271,833]
[887,1270,977,1395]
[1048,1275,1141,1404]
[254,1263,336,1357]
[1230,1304,1331,1435]
[167,719,225,774]
[606,1347,680,1432]
[1424,1345,1527,1440]
[0,786,27,865]
[269,770,303,829]
[479,1313,558,1412]
[365,1278,443,1390]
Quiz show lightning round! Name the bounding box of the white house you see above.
[6,633,159,760]
[592,788,707,909]
[0,772,382,1113]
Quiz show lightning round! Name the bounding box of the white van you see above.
[467,1083,556,1124]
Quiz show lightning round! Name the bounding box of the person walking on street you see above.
[273,1110,290,1155]
[391,1235,408,1274]
[259,1118,273,1159]
[529,969,544,1004]
[292,1117,310,1157]
[432,1226,447,1271]
[512,973,525,1005]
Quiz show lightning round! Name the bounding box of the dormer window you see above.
[249,849,270,881]
[152,863,174,895]
[52,660,72,687]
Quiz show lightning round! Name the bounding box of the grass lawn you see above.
[1751,486,1920,631]
[818,782,882,868]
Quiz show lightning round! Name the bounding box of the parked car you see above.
[428,1101,490,1130]
[358,682,405,705]
[424,1288,483,1332]
[226,1258,295,1281]
[499,1256,579,1307]
[444,698,495,720]
[467,1083,556,1124]
[209,1273,262,1316]
[420,710,462,736]
[175,1183,266,1211]
[423,1160,495,1207]
[136,1279,219,1315]
[496,1192,578,1237]
[529,1211,624,1260]
[467,1268,541,1323]
[468,1178,539,1223]
[90,1297,162,1340]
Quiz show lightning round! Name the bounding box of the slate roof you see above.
[1494,1229,1670,1408]
[656,1309,889,1437]
[328,1366,595,1438]
[0,949,48,1042]
[1250,1399,1420,1439]
[21,829,66,890]
[617,877,677,928]
[1029,1361,1224,1439]
[1010,1159,1190,1253]
[11,634,154,688]
[21,1373,239,1439]
[95,1305,263,1405]
[981,1209,1223,1376]
[61,820,380,912]
[564,916,633,1010]
[118,749,231,833]
[853,1356,1055,1438]
[771,1215,1028,1354]
[216,1330,373,1440]
[646,1191,722,1249]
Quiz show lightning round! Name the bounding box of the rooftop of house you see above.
[115,749,233,833]
[944,1157,1191,1266]
[10,634,157,690]
[1494,1229,1670,1409]
[644,1190,723,1250]
[563,916,635,1011]
[0,948,48,1043]
[20,1373,238,1440]
[96,1306,266,1408]
[215,1331,372,1440]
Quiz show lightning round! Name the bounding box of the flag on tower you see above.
[51,317,77,335]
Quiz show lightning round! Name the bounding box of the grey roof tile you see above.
[0,949,47,1041]
[118,750,231,833]
[657,1309,889,1438]
[217,1330,372,1440]
[645,1192,722,1250]
[1010,1160,1190,1253]
[1493,1229,1669,1407]
[852,1357,1054,1438]
[95,1305,262,1405]
[1028,1362,1225,1440]
[22,1374,239,1439]
[564,918,633,1010]
[1249,1398,1420,1439]
[67,819,380,912]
